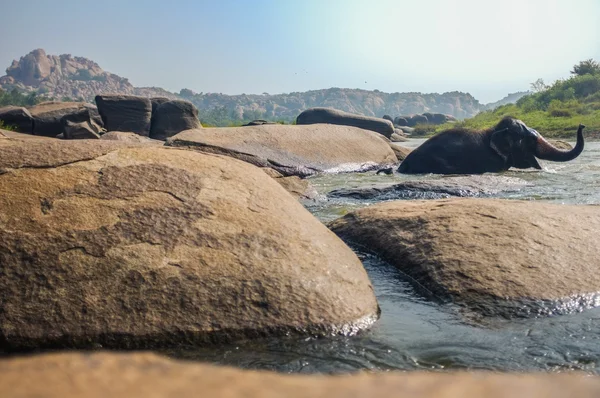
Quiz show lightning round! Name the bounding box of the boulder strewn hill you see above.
[0,49,178,102]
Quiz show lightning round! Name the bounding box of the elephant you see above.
[398,117,585,174]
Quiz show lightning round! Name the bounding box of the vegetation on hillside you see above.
[0,88,46,107]
[429,59,600,138]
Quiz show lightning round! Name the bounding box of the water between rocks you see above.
[172,139,600,374]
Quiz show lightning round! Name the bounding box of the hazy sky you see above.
[1,0,599,103]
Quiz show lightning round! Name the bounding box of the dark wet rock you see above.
[0,141,378,350]
[60,108,103,139]
[376,167,394,175]
[149,100,201,140]
[29,102,101,137]
[95,95,152,136]
[0,106,33,133]
[167,124,397,177]
[329,175,527,200]
[329,199,600,317]
[296,107,395,138]
[4,352,600,398]
[382,114,393,123]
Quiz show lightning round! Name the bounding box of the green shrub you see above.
[0,120,16,131]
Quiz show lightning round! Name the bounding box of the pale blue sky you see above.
[1,0,599,103]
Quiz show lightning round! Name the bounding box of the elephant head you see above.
[489,117,585,169]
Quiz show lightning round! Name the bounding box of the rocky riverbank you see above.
[1,99,600,395]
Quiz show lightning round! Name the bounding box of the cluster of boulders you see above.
[383,112,457,128]
[0,95,201,140]
[1,100,599,396]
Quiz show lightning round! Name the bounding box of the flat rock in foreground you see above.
[329,199,600,316]
[0,142,378,350]
[167,124,397,177]
[1,352,600,398]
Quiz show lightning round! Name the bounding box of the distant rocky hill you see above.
[1,49,516,123]
[0,49,178,101]
[179,88,484,122]
[484,91,530,111]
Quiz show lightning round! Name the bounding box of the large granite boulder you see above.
[406,114,429,127]
[29,102,101,137]
[329,199,600,317]
[394,116,409,126]
[2,352,600,398]
[0,106,33,133]
[167,124,398,177]
[149,100,201,140]
[95,95,152,136]
[0,140,378,350]
[422,112,454,125]
[60,108,103,139]
[296,107,395,138]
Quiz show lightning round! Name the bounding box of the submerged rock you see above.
[329,175,527,200]
[329,199,600,317]
[167,124,397,177]
[0,140,378,350]
[296,107,395,138]
[3,352,600,398]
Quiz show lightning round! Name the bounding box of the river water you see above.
[166,139,600,374]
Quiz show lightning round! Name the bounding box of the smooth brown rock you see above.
[95,95,152,136]
[0,142,378,350]
[2,352,600,398]
[329,199,600,316]
[167,124,398,177]
[390,131,408,142]
[100,131,162,144]
[389,143,412,161]
[297,107,395,138]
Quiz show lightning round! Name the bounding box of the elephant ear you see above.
[489,128,512,163]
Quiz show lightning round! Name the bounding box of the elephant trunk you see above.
[534,124,585,162]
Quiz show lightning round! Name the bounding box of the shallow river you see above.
[166,139,600,374]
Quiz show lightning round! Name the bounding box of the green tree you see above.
[571,59,600,76]
[530,78,548,93]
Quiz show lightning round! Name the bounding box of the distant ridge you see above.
[0,49,527,122]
